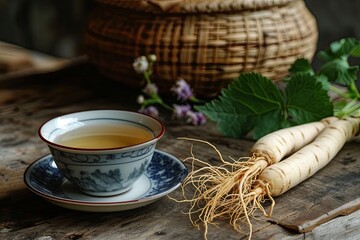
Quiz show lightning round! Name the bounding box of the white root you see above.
[258,117,360,196]
[250,116,337,165]
[173,116,356,240]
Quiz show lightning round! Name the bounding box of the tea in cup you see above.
[38,110,165,197]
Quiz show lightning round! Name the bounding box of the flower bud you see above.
[137,95,145,104]
[143,83,158,96]
[148,54,157,63]
[139,106,159,118]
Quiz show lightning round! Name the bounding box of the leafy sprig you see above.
[196,73,333,139]
[290,38,360,95]
[289,38,360,117]
[196,38,360,139]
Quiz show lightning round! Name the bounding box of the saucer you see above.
[24,150,188,212]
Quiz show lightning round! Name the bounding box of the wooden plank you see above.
[305,210,360,240]
[268,139,360,233]
[0,64,359,239]
[0,41,87,82]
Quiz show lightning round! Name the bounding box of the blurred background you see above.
[0,0,359,69]
[0,1,90,58]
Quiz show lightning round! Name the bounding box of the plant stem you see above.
[142,97,173,111]
[143,71,151,85]
[329,85,349,99]
[334,100,360,118]
[349,81,360,99]
[157,99,174,111]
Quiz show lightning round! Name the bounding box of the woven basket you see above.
[85,0,318,97]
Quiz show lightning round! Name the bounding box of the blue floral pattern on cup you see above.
[67,158,149,193]
[49,145,154,195]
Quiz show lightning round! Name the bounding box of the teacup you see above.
[38,110,165,197]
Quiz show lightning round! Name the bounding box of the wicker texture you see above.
[85,0,318,97]
[98,0,294,13]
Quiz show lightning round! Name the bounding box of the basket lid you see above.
[96,0,296,13]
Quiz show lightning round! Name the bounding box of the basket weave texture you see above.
[85,0,318,97]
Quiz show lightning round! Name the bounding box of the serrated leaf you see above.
[318,58,359,85]
[223,73,284,115]
[196,73,285,138]
[251,110,286,140]
[317,38,360,86]
[285,73,333,124]
[289,58,315,75]
[215,115,254,138]
[196,99,254,137]
[314,74,331,90]
[319,38,360,60]
[197,72,335,139]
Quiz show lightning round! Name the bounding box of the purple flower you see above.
[186,111,206,125]
[142,83,158,96]
[139,106,159,118]
[171,78,193,101]
[173,104,192,119]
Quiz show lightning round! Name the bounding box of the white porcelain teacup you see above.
[38,110,165,197]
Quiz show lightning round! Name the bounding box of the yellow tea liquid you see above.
[54,123,154,149]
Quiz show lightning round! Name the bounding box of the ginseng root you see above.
[174,117,337,239]
[258,117,360,196]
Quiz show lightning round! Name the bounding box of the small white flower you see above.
[133,56,149,74]
[137,95,145,104]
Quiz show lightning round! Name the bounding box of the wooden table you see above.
[0,56,359,240]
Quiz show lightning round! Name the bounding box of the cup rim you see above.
[38,109,165,152]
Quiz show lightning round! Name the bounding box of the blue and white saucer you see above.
[24,150,188,212]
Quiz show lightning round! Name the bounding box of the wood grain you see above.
[0,61,359,240]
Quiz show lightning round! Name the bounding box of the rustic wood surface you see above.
[0,59,359,240]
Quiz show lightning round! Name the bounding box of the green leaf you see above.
[196,99,254,137]
[196,73,285,139]
[222,73,284,115]
[314,74,331,90]
[285,73,333,124]
[318,38,360,60]
[197,73,333,140]
[351,44,360,57]
[251,110,290,139]
[195,37,359,140]
[317,38,360,85]
[289,58,315,75]
[318,58,359,85]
